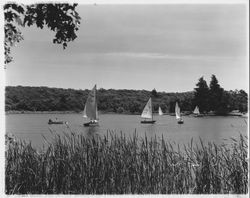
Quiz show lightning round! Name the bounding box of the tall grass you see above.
[5,130,248,194]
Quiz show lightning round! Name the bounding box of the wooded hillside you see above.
[5,85,247,114]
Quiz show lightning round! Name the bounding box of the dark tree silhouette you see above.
[209,75,224,113]
[151,88,158,98]
[216,91,231,115]
[193,77,210,113]
[4,3,81,64]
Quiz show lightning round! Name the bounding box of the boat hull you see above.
[48,121,64,124]
[141,120,156,124]
[177,120,184,124]
[84,121,99,127]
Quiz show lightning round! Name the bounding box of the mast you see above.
[151,98,153,121]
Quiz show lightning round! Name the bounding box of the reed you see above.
[5,131,248,194]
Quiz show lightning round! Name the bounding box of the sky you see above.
[4,3,249,92]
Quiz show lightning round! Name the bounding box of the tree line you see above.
[193,75,248,115]
[5,75,248,115]
[5,86,192,114]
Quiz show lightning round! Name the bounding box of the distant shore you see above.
[5,110,80,115]
[5,110,247,117]
[5,110,141,115]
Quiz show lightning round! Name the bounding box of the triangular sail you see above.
[141,98,153,119]
[193,106,200,114]
[159,106,163,116]
[83,85,98,121]
[175,102,181,119]
[83,105,87,118]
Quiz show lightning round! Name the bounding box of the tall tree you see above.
[209,75,225,114]
[151,88,158,98]
[4,3,81,65]
[216,91,231,115]
[193,77,209,113]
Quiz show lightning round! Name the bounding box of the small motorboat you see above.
[48,119,64,125]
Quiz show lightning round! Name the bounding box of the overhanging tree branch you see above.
[4,3,81,65]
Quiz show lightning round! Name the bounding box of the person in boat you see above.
[48,119,52,123]
[90,120,98,124]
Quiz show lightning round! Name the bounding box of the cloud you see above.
[100,52,245,61]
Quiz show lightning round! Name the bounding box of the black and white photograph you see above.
[2,0,249,196]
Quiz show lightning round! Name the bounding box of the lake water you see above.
[6,113,248,149]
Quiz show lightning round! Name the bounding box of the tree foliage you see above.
[5,86,194,114]
[4,3,81,64]
[193,75,248,115]
[5,76,248,114]
[193,77,210,113]
[209,75,224,113]
[151,88,158,98]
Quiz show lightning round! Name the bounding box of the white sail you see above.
[193,106,200,114]
[83,85,98,121]
[83,105,87,118]
[83,103,98,120]
[141,98,153,119]
[159,106,163,116]
[175,102,181,119]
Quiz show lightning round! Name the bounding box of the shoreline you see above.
[5,110,80,114]
[5,110,141,115]
[5,110,247,117]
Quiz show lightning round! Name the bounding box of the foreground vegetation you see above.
[6,131,248,194]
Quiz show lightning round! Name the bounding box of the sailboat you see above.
[175,102,184,124]
[141,97,156,124]
[48,118,64,124]
[159,106,163,116]
[83,85,99,127]
[193,106,203,117]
